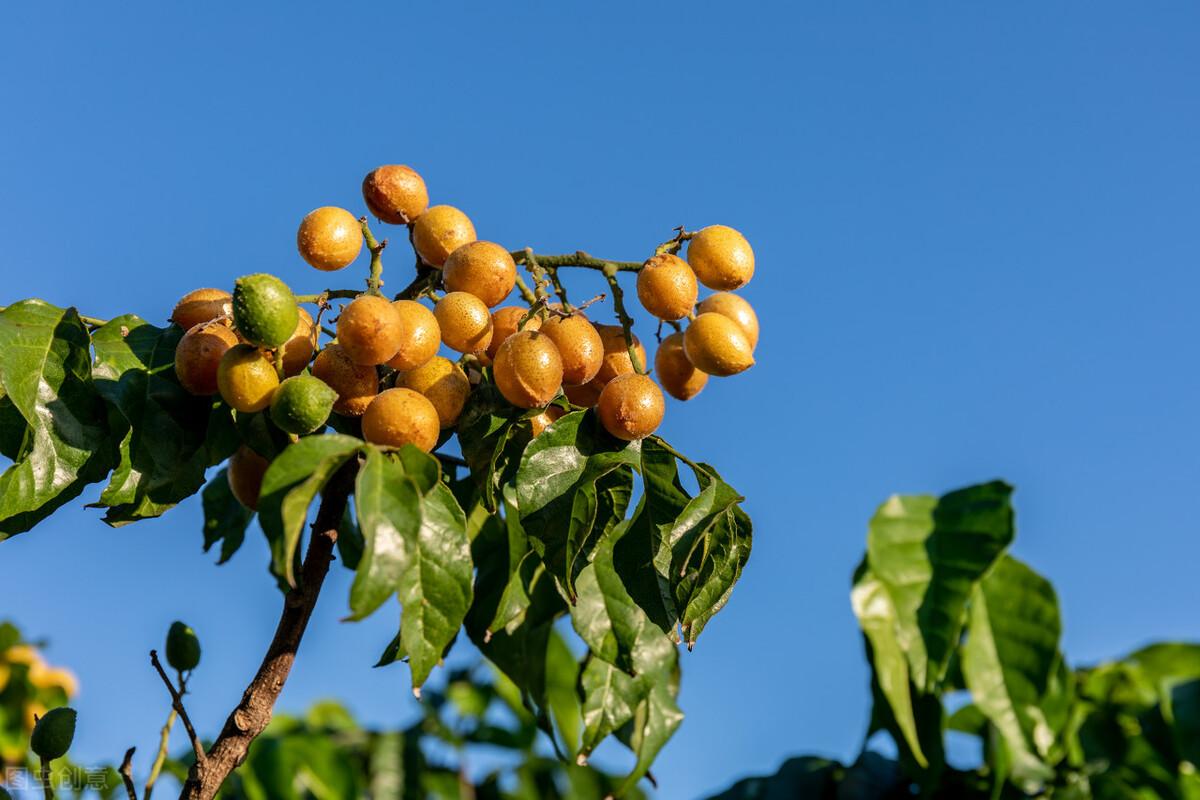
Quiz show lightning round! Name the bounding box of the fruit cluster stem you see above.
[510,251,642,272]
[602,264,647,375]
[361,219,387,296]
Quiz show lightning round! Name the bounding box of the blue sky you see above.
[2,2,1199,797]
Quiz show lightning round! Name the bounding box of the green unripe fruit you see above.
[30,707,76,761]
[166,621,202,672]
[232,273,299,348]
[269,375,337,434]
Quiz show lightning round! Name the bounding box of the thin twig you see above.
[294,289,360,304]
[119,747,139,800]
[360,218,387,296]
[513,275,537,305]
[144,672,184,800]
[149,651,206,767]
[40,757,53,800]
[601,264,646,374]
[509,250,642,272]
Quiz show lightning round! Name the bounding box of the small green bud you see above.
[30,706,76,761]
[166,621,202,672]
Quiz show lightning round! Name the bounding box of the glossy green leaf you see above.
[352,446,472,690]
[851,563,928,767]
[201,467,254,564]
[612,660,684,797]
[457,381,528,510]
[961,555,1059,791]
[0,300,116,537]
[257,434,363,587]
[866,481,1014,693]
[90,314,213,524]
[579,655,644,755]
[516,410,640,597]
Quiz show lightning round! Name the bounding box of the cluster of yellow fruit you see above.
[169,164,758,510]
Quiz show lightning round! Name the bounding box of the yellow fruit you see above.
[529,405,566,437]
[312,344,378,416]
[636,254,698,321]
[594,324,647,384]
[598,373,665,441]
[435,292,493,354]
[29,666,79,698]
[443,241,517,308]
[386,300,441,371]
[655,331,708,401]
[687,225,754,290]
[412,205,476,267]
[362,388,440,452]
[175,322,239,396]
[494,330,564,409]
[540,313,603,386]
[397,356,470,429]
[217,344,280,412]
[298,206,364,271]
[683,313,755,376]
[5,644,42,666]
[362,165,429,224]
[228,446,269,510]
[337,295,404,366]
[281,307,318,376]
[171,288,232,331]
[486,306,540,359]
[697,292,759,349]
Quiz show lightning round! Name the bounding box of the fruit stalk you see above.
[177,461,357,800]
[602,263,647,374]
[510,250,642,272]
[361,219,386,296]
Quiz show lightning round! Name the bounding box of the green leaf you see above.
[573,519,677,678]
[335,502,363,571]
[516,410,641,598]
[457,380,528,510]
[579,655,644,755]
[851,563,928,768]
[1166,679,1200,766]
[0,300,117,537]
[353,446,472,691]
[89,314,214,524]
[257,434,363,587]
[612,661,684,797]
[201,468,254,563]
[866,480,1014,693]
[960,555,1059,792]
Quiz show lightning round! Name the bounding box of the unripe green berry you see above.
[30,707,76,761]
[269,375,337,434]
[232,273,299,348]
[166,621,202,672]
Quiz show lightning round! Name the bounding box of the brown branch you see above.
[177,461,358,800]
[119,747,138,800]
[150,651,205,768]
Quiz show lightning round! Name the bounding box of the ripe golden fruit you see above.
[443,241,517,308]
[337,295,404,366]
[529,405,566,437]
[540,313,603,386]
[487,306,541,359]
[297,206,364,271]
[217,344,280,412]
[655,331,708,401]
[362,388,440,452]
[281,307,317,376]
[598,373,665,441]
[171,288,232,331]
[362,165,429,224]
[435,292,493,354]
[594,324,647,384]
[397,356,470,429]
[175,322,239,396]
[697,292,759,349]
[412,205,476,267]
[228,446,269,510]
[636,254,699,321]
[386,300,441,371]
[687,225,755,290]
[494,330,564,409]
[683,312,755,376]
[312,344,378,416]
[564,378,605,408]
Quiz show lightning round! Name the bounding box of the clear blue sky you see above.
[2,3,1199,798]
